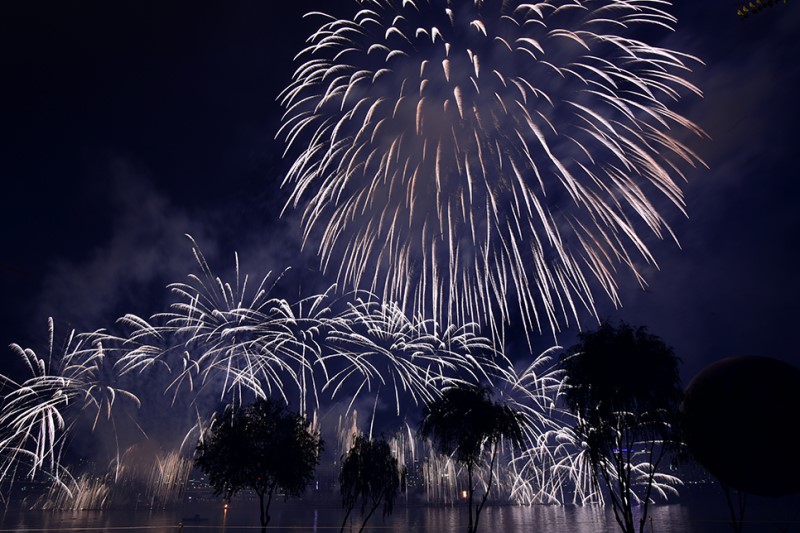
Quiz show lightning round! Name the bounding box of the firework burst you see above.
[0,320,140,499]
[323,295,496,416]
[279,0,705,337]
[0,241,685,509]
[115,237,336,412]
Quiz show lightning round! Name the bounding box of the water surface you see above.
[2,489,798,532]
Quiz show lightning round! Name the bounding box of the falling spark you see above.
[0,320,140,502]
[1,240,684,508]
[116,236,337,412]
[279,0,706,338]
[323,295,496,415]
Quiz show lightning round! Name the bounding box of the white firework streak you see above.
[34,473,112,511]
[321,295,497,416]
[537,411,685,508]
[487,346,581,504]
[328,344,602,506]
[279,0,706,338]
[494,355,683,506]
[268,286,345,415]
[535,425,604,505]
[458,347,602,505]
[587,410,684,506]
[113,239,498,422]
[0,319,140,498]
[112,444,193,509]
[31,445,193,511]
[115,237,334,411]
[0,241,683,508]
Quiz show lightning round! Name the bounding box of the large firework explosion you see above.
[1,0,706,517]
[279,0,705,338]
[1,241,674,510]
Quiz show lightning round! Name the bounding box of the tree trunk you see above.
[638,438,666,533]
[722,484,746,533]
[258,484,276,533]
[339,504,354,533]
[467,462,474,533]
[474,441,499,533]
[600,453,633,533]
[258,491,267,533]
[358,498,383,533]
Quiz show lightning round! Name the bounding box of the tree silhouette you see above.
[338,434,400,533]
[561,321,683,533]
[194,399,322,533]
[420,383,524,533]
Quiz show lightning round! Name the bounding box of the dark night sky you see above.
[1,0,799,391]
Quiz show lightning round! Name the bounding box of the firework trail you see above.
[115,236,500,419]
[336,413,465,505]
[565,409,684,505]
[487,346,591,504]
[323,295,496,415]
[116,237,339,413]
[510,424,601,504]
[113,444,193,509]
[34,474,112,511]
[0,240,684,508]
[447,346,600,505]
[330,345,605,506]
[29,444,194,511]
[279,0,706,338]
[489,347,683,505]
[0,320,140,499]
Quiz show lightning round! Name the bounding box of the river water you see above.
[2,487,798,532]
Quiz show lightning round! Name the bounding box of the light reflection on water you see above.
[1,493,798,533]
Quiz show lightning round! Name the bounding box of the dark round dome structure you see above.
[682,355,800,497]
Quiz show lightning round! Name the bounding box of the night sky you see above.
[2,0,799,393]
